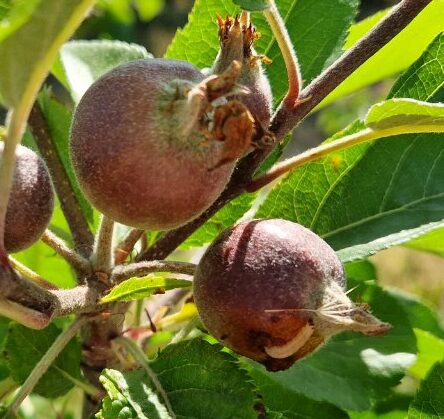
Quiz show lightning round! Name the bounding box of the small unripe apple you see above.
[71,58,254,230]
[1,143,54,253]
[194,219,390,371]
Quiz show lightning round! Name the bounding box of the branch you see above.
[0,264,101,328]
[50,286,101,317]
[136,0,431,262]
[247,123,444,192]
[111,261,196,284]
[41,229,91,276]
[0,266,59,329]
[270,0,434,140]
[28,104,94,258]
[5,316,92,418]
[114,229,144,265]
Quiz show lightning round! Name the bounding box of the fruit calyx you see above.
[212,12,274,139]
[264,280,391,361]
[157,60,255,168]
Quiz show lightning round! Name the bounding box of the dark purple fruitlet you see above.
[193,219,391,371]
[0,143,54,253]
[70,58,256,230]
[212,12,273,134]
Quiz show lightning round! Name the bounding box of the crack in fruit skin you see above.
[1,144,54,253]
[70,59,238,230]
[194,219,390,371]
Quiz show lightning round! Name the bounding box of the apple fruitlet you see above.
[71,59,255,230]
[1,143,54,253]
[194,219,391,371]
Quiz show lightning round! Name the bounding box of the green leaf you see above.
[251,283,417,411]
[4,323,81,398]
[348,394,411,419]
[256,33,444,261]
[366,99,444,130]
[345,259,376,282]
[98,369,169,419]
[180,193,256,249]
[0,317,10,381]
[53,40,151,103]
[410,330,444,380]
[98,339,258,419]
[385,289,444,339]
[0,0,95,107]
[37,89,94,223]
[322,1,444,107]
[408,361,444,418]
[101,277,191,303]
[134,0,165,22]
[232,0,269,11]
[248,367,348,418]
[0,0,40,43]
[405,227,444,257]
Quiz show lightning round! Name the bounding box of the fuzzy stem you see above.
[5,316,91,418]
[92,215,115,274]
[114,337,175,418]
[247,123,444,192]
[270,0,434,140]
[50,286,101,317]
[114,229,144,265]
[8,256,58,290]
[263,0,301,107]
[111,261,196,284]
[41,229,91,276]
[29,104,94,258]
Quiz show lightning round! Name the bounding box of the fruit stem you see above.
[263,0,302,107]
[41,229,92,276]
[4,316,92,418]
[114,336,175,418]
[111,260,196,284]
[114,228,145,264]
[246,123,444,192]
[91,215,115,277]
